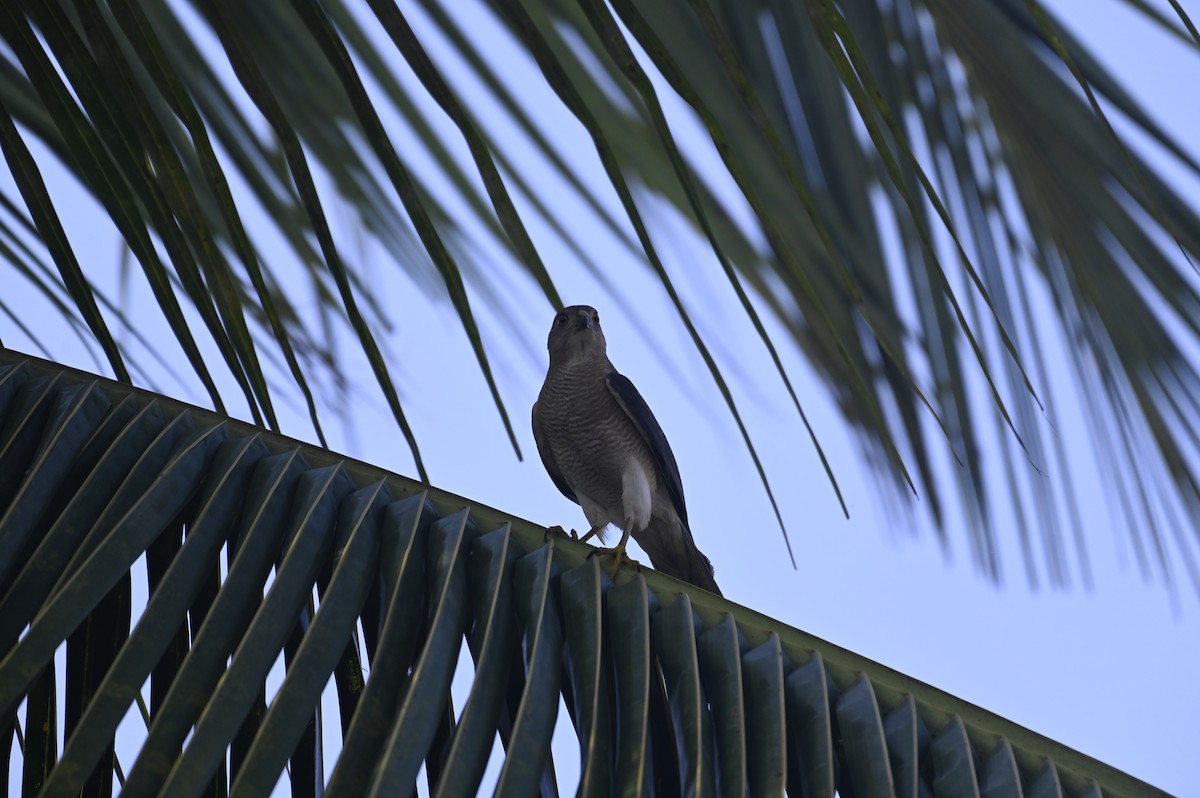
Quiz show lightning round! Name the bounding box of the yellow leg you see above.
[586,526,639,578]
[575,525,606,543]
[547,525,607,544]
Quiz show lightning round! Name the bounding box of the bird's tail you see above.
[640,517,722,597]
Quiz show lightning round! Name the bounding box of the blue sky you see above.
[2,0,1198,795]
[399,1,1200,792]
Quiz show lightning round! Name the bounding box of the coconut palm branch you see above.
[0,351,1169,797]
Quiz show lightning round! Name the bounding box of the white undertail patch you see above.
[621,455,653,532]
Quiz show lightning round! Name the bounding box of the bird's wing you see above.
[532,400,579,504]
[606,372,688,527]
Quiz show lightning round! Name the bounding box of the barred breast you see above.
[537,359,657,521]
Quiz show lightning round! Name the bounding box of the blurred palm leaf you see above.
[0,352,1169,797]
[0,0,1198,589]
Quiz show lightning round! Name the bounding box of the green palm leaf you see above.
[0,352,1169,796]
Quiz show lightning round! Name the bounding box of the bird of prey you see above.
[532,305,721,595]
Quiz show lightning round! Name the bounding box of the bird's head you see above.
[547,305,607,365]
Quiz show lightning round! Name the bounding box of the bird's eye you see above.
[554,313,566,327]
[591,311,599,324]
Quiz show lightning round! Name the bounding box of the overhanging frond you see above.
[1,0,1199,589]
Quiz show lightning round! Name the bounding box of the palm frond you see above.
[0,351,1168,797]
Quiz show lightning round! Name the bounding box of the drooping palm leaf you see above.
[1,0,1199,587]
[0,352,1168,796]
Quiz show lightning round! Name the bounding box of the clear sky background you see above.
[2,0,1198,795]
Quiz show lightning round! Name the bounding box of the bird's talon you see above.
[587,545,639,578]
[545,525,570,543]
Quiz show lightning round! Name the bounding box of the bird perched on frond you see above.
[532,305,721,595]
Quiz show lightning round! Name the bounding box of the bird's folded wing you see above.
[606,372,688,527]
